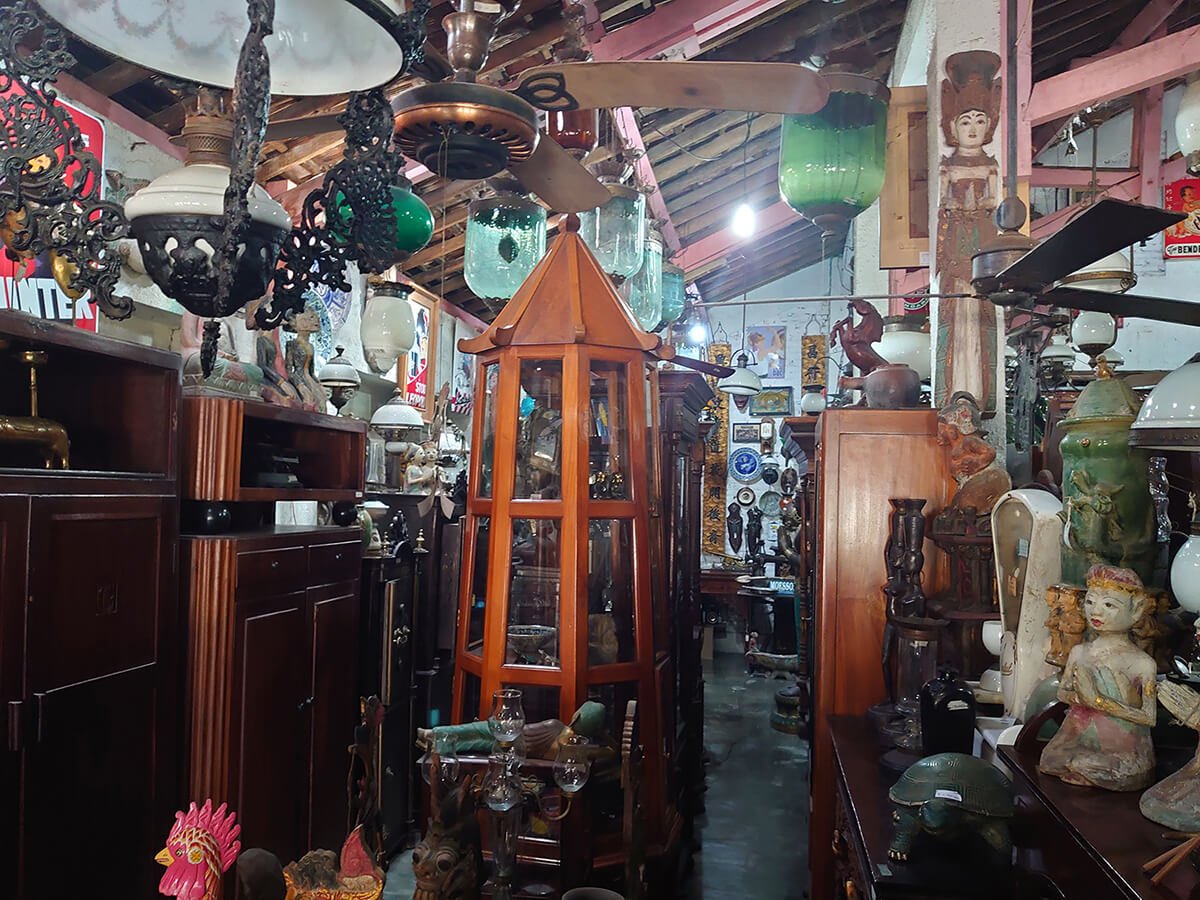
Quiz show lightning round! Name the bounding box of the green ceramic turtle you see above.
[888,752,1015,862]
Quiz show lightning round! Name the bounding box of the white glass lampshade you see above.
[1041,333,1075,365]
[360,282,416,375]
[317,346,361,389]
[1071,311,1117,356]
[370,387,425,437]
[717,352,762,397]
[877,315,931,381]
[1057,249,1136,293]
[799,386,826,415]
[1174,533,1200,612]
[1130,353,1200,450]
[1004,344,1018,364]
[1177,77,1200,175]
[124,162,291,229]
[39,0,411,96]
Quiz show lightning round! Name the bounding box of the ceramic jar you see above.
[1059,372,1155,585]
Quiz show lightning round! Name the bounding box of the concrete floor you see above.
[385,653,811,899]
[682,653,811,900]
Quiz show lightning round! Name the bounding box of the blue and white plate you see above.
[728,446,762,483]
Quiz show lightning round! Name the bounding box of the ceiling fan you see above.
[262,0,831,213]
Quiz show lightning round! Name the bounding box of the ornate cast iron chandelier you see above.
[0,0,132,320]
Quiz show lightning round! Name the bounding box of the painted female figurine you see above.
[1038,565,1157,792]
[934,50,1002,413]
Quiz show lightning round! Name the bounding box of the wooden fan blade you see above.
[508,137,612,213]
[265,114,344,142]
[1041,285,1200,327]
[663,354,734,378]
[998,199,1185,288]
[518,61,830,115]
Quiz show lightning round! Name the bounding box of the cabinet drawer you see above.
[237,545,307,591]
[308,540,360,585]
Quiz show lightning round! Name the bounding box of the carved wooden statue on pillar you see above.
[1038,565,1157,792]
[934,50,1002,414]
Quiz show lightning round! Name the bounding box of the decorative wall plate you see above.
[728,446,762,483]
[736,487,756,506]
[758,490,783,517]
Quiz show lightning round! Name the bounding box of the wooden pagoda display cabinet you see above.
[452,217,686,890]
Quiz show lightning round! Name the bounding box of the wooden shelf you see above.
[182,394,366,503]
[237,487,363,503]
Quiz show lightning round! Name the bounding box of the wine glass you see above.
[488,688,526,745]
[482,753,523,813]
[419,730,460,788]
[553,735,591,795]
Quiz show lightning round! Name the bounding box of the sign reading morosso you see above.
[0,88,107,331]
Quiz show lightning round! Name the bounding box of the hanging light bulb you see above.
[731,202,756,239]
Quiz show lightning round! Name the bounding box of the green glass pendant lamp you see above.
[329,176,435,256]
[778,72,889,236]
[621,228,664,332]
[660,262,687,329]
[464,179,548,301]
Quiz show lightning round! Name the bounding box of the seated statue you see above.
[180,310,265,398]
[1038,565,1157,792]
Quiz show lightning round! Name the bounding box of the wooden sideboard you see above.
[0,313,181,899]
[810,409,953,894]
[184,526,362,862]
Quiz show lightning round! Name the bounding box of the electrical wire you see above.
[639,109,755,163]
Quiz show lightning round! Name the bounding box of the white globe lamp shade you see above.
[1071,311,1118,361]
[877,316,931,382]
[799,386,826,415]
[1130,353,1200,451]
[361,283,416,375]
[125,162,291,230]
[1176,77,1200,176]
[1174,532,1200,613]
[1056,249,1136,294]
[38,0,413,96]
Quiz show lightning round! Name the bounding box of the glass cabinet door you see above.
[587,519,636,664]
[506,518,561,666]
[513,360,564,500]
[587,360,630,499]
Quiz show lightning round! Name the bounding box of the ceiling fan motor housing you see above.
[392,82,539,180]
[972,228,1038,307]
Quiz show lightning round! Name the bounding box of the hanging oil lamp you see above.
[620,227,664,331]
[577,158,647,280]
[329,176,434,259]
[660,262,687,329]
[360,279,416,375]
[778,72,889,236]
[717,304,762,410]
[126,92,292,317]
[464,179,548,302]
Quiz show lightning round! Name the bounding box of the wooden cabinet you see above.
[0,313,181,900]
[184,528,361,864]
[810,410,952,896]
[657,371,713,835]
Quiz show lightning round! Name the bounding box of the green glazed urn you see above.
[1058,369,1155,585]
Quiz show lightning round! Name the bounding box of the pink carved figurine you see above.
[1038,565,1158,792]
[156,800,241,900]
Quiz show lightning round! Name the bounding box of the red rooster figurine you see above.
[156,800,242,900]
